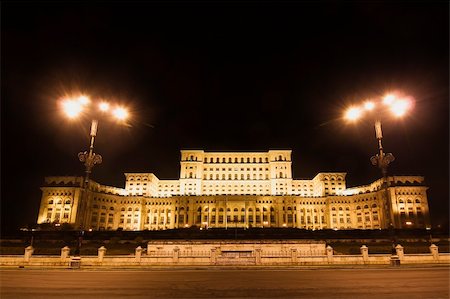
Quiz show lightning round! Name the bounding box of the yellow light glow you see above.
[99,102,110,112]
[390,98,411,117]
[405,221,412,225]
[77,95,90,106]
[344,106,362,121]
[112,107,128,120]
[62,99,83,118]
[383,94,396,105]
[364,101,375,111]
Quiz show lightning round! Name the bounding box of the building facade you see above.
[37,150,431,231]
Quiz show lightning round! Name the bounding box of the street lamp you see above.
[61,96,129,188]
[60,95,129,255]
[343,92,413,261]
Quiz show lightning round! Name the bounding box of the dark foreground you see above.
[1,267,449,298]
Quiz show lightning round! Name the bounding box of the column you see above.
[135,246,142,262]
[98,246,106,262]
[360,245,369,264]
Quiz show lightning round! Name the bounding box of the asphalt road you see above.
[1,267,449,298]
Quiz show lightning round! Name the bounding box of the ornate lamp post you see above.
[61,95,129,256]
[344,93,413,261]
[78,119,103,188]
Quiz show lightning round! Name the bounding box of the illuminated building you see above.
[37,150,431,230]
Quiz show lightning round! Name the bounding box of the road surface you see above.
[1,267,449,298]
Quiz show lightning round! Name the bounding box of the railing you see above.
[1,245,448,267]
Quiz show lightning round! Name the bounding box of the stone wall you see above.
[1,241,449,268]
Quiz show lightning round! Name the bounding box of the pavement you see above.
[1,266,449,298]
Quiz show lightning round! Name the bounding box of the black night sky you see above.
[2,2,448,233]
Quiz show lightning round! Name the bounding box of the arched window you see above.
[222,158,226,163]
[415,199,421,203]
[265,157,269,162]
[279,155,282,161]
[259,157,262,163]
[219,208,224,212]
[371,204,377,208]
[248,208,253,212]
[407,199,412,203]
[233,208,238,212]
[253,158,256,163]
[235,158,238,163]
[399,199,404,204]
[332,207,336,211]
[48,200,54,205]
[229,158,232,163]
[57,200,62,204]
[121,207,125,211]
[128,207,132,211]
[356,206,361,210]
[197,207,202,212]
[135,208,139,211]
[110,207,114,210]
[189,172,193,178]
[364,205,369,209]
[279,172,283,178]
[65,200,71,204]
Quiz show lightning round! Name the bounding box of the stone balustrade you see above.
[0,242,448,268]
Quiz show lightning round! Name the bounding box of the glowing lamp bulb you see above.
[77,95,90,106]
[99,102,110,112]
[344,106,362,121]
[364,101,375,111]
[62,100,83,118]
[390,98,411,117]
[113,107,128,120]
[383,94,396,106]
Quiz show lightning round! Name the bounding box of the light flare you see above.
[77,95,90,105]
[113,107,128,120]
[390,98,411,117]
[364,101,375,111]
[62,99,83,118]
[344,106,362,121]
[99,102,110,112]
[383,94,396,105]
